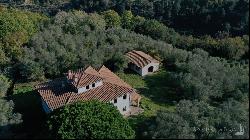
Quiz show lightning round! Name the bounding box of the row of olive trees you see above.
[17,10,168,80]
[2,9,248,139]
[147,99,249,139]
[141,47,249,139]
[0,6,47,73]
[101,10,249,60]
[7,0,250,36]
[69,0,249,36]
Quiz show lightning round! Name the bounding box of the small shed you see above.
[125,50,160,76]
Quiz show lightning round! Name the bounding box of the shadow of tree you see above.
[0,123,24,139]
[124,68,139,75]
[128,115,155,139]
[10,89,48,138]
[138,70,183,106]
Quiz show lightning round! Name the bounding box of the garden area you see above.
[8,68,179,138]
[117,68,179,138]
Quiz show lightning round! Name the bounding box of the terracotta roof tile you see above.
[125,50,159,68]
[84,66,101,76]
[98,66,132,88]
[67,68,103,88]
[36,66,141,111]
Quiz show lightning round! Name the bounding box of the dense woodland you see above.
[9,0,249,36]
[0,0,249,139]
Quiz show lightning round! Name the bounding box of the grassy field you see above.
[117,69,177,117]
[117,69,179,138]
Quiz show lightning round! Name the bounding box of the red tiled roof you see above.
[125,50,159,68]
[84,66,101,76]
[67,66,103,88]
[98,66,132,88]
[36,66,141,111]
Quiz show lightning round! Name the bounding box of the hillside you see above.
[0,1,249,139]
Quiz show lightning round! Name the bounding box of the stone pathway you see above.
[125,106,144,117]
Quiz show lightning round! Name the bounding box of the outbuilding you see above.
[125,50,160,76]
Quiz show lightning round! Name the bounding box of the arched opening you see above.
[148,66,154,72]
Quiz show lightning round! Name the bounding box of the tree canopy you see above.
[0,74,22,138]
[0,3,248,139]
[0,7,47,73]
[47,101,135,139]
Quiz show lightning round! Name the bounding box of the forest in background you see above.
[0,0,249,139]
[6,0,249,36]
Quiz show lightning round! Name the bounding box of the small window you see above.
[123,94,127,99]
[114,98,117,103]
[123,106,127,112]
[86,85,89,89]
[92,83,95,87]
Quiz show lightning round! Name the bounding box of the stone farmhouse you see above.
[35,66,141,115]
[125,50,160,76]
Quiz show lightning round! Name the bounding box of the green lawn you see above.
[117,69,177,118]
[117,69,179,138]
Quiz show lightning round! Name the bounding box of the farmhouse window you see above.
[123,94,127,99]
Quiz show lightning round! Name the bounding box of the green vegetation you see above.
[147,99,249,139]
[10,82,47,139]
[117,69,176,117]
[0,7,47,75]
[102,10,121,28]
[0,75,22,138]
[101,10,249,60]
[117,69,176,138]
[70,0,249,36]
[0,1,249,139]
[0,74,10,97]
[47,101,135,139]
[0,99,22,138]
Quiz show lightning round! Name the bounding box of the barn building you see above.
[125,50,160,76]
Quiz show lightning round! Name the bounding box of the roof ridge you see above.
[132,50,152,62]
[98,65,133,89]
[98,65,107,72]
[126,52,147,68]
[66,93,73,104]
[76,72,84,87]
[84,66,95,72]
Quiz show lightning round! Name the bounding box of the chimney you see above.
[68,70,72,78]
[73,75,78,83]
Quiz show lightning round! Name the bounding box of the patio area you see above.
[125,106,144,117]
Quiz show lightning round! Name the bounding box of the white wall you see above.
[110,93,130,115]
[129,63,160,76]
[141,63,160,76]
[78,81,103,93]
